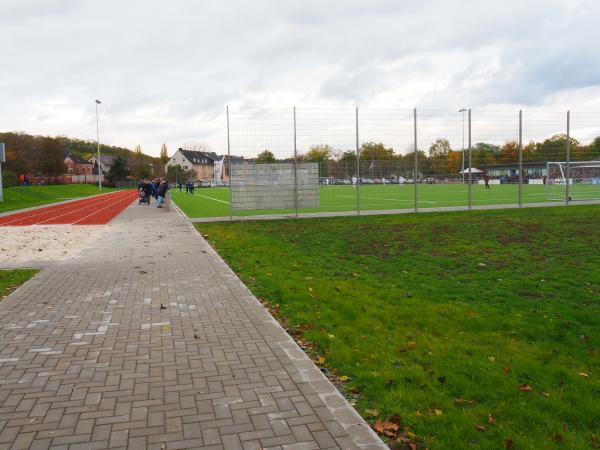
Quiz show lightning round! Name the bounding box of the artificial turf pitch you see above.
[172,183,600,218]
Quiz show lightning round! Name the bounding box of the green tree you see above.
[166,164,185,183]
[303,145,333,177]
[304,145,332,162]
[184,169,197,181]
[586,137,600,159]
[132,145,150,179]
[38,137,65,175]
[428,138,451,158]
[159,143,169,175]
[427,138,452,176]
[338,150,357,177]
[255,149,276,163]
[108,155,129,181]
[360,142,394,160]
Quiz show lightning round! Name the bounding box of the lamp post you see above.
[149,163,156,179]
[95,99,102,189]
[459,108,467,183]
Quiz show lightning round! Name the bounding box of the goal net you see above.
[546,161,600,201]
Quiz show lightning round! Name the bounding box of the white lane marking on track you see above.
[33,191,130,225]
[70,192,137,225]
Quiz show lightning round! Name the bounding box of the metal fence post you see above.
[566,110,570,204]
[519,110,523,207]
[227,105,233,220]
[414,108,418,213]
[355,107,361,215]
[468,109,472,210]
[293,106,299,217]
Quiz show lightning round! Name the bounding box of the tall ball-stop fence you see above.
[222,107,600,219]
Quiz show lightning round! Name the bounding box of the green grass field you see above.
[0,269,38,300]
[198,206,600,449]
[172,183,600,218]
[0,184,116,213]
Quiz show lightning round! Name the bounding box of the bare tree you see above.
[182,141,212,153]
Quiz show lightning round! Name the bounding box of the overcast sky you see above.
[2,0,599,157]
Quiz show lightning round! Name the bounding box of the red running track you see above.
[0,190,139,226]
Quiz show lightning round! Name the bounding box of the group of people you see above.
[18,174,31,186]
[177,181,196,194]
[138,178,170,208]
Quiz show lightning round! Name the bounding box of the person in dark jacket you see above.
[142,180,153,205]
[157,180,169,208]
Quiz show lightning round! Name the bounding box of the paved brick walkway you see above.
[0,203,386,449]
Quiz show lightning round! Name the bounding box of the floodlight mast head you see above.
[95,99,102,104]
[459,108,467,112]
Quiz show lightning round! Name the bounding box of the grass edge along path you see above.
[197,206,600,450]
[0,184,117,214]
[0,269,39,301]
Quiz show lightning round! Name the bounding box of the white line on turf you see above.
[192,193,230,204]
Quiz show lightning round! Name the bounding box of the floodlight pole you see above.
[227,106,233,221]
[414,108,418,213]
[566,110,570,204]
[355,107,360,215]
[0,143,4,203]
[468,109,472,210]
[95,99,102,190]
[459,108,466,183]
[293,106,298,217]
[518,110,523,207]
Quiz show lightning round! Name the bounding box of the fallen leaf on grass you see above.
[488,414,496,425]
[519,384,534,392]
[590,349,598,358]
[339,375,349,382]
[317,357,325,365]
[503,438,515,449]
[576,372,589,378]
[407,341,416,350]
[503,365,511,374]
[554,434,564,443]
[592,434,600,448]
[476,425,486,433]
[364,409,379,418]
[488,356,495,362]
[434,409,443,416]
[374,420,399,437]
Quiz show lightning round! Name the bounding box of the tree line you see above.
[254,133,600,177]
[0,132,169,186]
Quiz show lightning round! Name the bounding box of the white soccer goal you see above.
[546,161,600,201]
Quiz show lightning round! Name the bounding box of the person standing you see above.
[157,180,169,208]
[143,180,153,205]
[484,172,490,189]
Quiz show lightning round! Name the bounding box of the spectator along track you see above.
[0,190,138,226]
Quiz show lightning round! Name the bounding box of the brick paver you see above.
[0,203,386,449]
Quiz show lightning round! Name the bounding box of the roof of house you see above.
[95,155,115,165]
[178,149,216,165]
[64,150,92,165]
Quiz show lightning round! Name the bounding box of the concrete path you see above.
[0,202,386,449]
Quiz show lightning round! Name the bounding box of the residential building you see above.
[87,155,115,175]
[64,151,94,175]
[166,149,216,181]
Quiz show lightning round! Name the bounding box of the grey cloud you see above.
[1,0,599,155]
